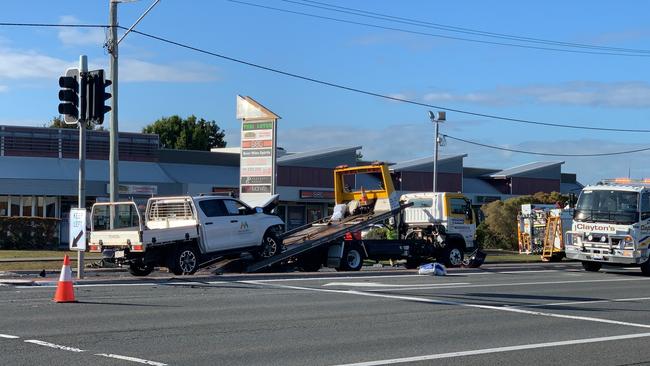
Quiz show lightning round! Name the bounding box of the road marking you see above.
[252,281,650,329]
[519,296,650,308]
[328,332,650,366]
[24,339,85,352]
[363,277,648,293]
[96,353,167,365]
[322,282,470,288]
[0,334,19,339]
[18,281,229,289]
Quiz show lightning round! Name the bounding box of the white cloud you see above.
[57,15,106,46]
[275,124,650,185]
[0,48,74,79]
[0,47,217,83]
[119,59,218,82]
[417,81,650,108]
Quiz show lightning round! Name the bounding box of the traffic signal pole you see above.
[108,0,119,228]
[78,55,87,279]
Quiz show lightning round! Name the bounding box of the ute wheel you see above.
[442,244,464,267]
[582,261,602,272]
[254,231,282,260]
[641,260,650,276]
[170,245,200,275]
[338,245,364,271]
[128,261,154,277]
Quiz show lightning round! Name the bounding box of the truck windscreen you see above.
[574,190,639,225]
[92,204,141,231]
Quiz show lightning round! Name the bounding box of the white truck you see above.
[566,179,650,276]
[89,195,285,276]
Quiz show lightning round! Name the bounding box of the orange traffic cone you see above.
[53,255,76,303]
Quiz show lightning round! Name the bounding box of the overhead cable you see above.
[285,0,650,55]
[443,134,650,156]
[227,0,650,57]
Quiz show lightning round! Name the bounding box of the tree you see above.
[142,115,226,151]
[477,191,569,250]
[47,116,102,130]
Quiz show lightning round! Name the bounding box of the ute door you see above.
[222,199,258,248]
[197,199,233,252]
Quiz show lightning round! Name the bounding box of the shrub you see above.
[0,217,60,250]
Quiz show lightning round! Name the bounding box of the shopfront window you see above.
[10,197,19,217]
[0,197,7,216]
[287,206,305,230]
[21,196,33,216]
[45,197,57,218]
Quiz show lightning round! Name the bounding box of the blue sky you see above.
[1,0,649,184]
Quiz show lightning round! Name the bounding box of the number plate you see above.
[115,250,125,259]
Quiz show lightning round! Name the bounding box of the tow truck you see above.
[247,162,482,272]
[566,178,650,276]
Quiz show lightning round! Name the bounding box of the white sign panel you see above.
[236,96,281,207]
[69,208,87,251]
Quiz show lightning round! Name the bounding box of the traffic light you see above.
[58,68,80,123]
[87,70,112,124]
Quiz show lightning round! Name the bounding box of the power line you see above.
[288,0,650,55]
[227,0,650,57]
[2,21,649,133]
[117,28,650,133]
[443,134,650,157]
[0,22,109,28]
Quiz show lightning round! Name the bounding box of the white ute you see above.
[89,195,285,276]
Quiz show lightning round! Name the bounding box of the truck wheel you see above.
[641,260,650,276]
[170,245,199,275]
[582,261,602,272]
[128,262,154,277]
[254,231,282,260]
[442,245,464,267]
[338,245,364,271]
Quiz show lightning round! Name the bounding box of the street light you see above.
[429,111,446,192]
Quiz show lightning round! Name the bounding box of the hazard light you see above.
[89,245,101,252]
[614,178,631,184]
[131,244,144,252]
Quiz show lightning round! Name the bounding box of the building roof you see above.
[486,161,564,178]
[159,163,238,186]
[463,178,503,194]
[0,156,174,183]
[390,154,467,172]
[277,146,361,165]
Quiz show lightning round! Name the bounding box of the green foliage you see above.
[47,116,101,130]
[142,115,227,151]
[0,217,60,250]
[478,191,568,250]
[363,226,397,240]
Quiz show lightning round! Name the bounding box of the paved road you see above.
[1,263,649,366]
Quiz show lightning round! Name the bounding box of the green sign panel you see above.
[242,121,273,131]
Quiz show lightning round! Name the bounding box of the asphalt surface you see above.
[1,262,649,366]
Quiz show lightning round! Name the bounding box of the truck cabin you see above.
[574,179,650,225]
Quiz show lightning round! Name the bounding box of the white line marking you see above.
[497,270,558,274]
[0,334,19,339]
[250,281,650,330]
[363,277,648,293]
[329,332,650,366]
[519,296,650,308]
[322,282,470,288]
[24,339,85,352]
[96,353,167,365]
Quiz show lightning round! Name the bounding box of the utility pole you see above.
[429,111,446,192]
[108,0,119,229]
[78,55,88,279]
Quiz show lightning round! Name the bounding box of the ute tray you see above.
[246,203,411,272]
